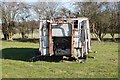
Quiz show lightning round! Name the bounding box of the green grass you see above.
[0,31,39,39]
[0,31,119,39]
[90,33,118,38]
[1,40,118,78]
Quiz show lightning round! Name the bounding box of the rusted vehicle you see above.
[39,17,91,60]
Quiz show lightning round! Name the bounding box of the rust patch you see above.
[70,22,74,57]
[49,23,53,56]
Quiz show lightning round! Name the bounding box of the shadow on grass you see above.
[13,38,120,43]
[2,38,39,43]
[2,48,39,61]
[1,48,80,62]
[2,48,64,62]
[13,38,39,43]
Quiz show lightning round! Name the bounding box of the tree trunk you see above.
[101,33,106,39]
[21,32,26,39]
[3,33,13,41]
[32,29,34,38]
[98,33,102,40]
[8,32,13,41]
[111,33,116,42]
[92,22,101,42]
[3,33,8,40]
[98,28,103,41]
[93,33,101,42]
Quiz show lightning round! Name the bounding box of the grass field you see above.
[0,40,118,78]
[0,30,119,39]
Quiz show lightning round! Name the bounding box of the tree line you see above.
[1,2,120,41]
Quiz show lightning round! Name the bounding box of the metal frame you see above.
[39,17,91,58]
[49,23,53,56]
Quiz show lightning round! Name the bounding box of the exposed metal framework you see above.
[39,17,91,59]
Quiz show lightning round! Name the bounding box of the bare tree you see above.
[15,2,32,39]
[1,2,19,40]
[32,2,60,20]
[59,7,70,18]
[27,20,38,38]
[107,2,119,41]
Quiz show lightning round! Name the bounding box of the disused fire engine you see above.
[39,17,91,60]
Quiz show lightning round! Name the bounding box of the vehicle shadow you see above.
[2,38,39,43]
[1,48,81,62]
[2,48,39,61]
[1,48,65,62]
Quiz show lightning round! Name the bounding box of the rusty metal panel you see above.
[49,24,53,56]
[70,22,74,57]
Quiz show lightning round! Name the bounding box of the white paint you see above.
[74,38,79,48]
[41,48,49,56]
[52,24,72,37]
